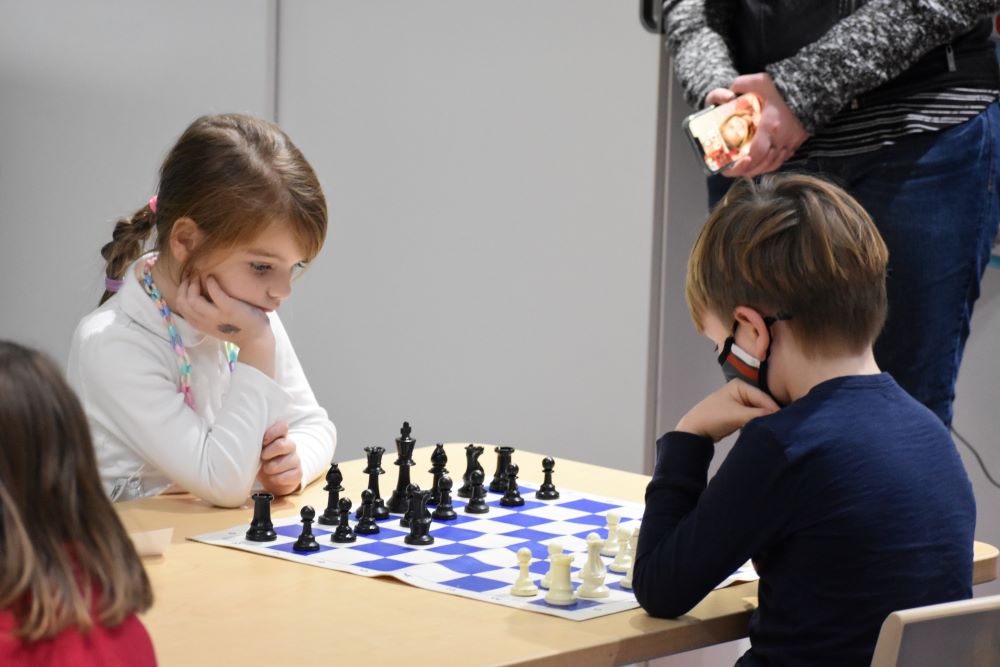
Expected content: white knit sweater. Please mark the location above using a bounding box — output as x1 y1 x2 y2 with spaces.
67 257 336 507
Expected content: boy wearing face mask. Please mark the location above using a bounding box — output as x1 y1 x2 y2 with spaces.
632 174 975 667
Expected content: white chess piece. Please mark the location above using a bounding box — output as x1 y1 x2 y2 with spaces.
544 553 576 606
511 547 539 596
609 525 633 573
621 526 639 590
539 542 562 589
578 533 610 598
601 512 621 556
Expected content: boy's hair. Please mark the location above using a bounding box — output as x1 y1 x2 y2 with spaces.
99 113 327 305
0 341 153 640
686 174 889 356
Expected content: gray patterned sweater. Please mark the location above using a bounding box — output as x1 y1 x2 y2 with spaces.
663 0 1000 134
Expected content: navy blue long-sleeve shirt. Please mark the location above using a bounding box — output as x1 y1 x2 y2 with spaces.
634 374 975 666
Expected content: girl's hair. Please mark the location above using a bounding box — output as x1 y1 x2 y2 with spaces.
99 113 328 305
686 173 889 356
0 341 153 640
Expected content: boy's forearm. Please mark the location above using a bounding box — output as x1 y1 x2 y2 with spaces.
633 430 715 617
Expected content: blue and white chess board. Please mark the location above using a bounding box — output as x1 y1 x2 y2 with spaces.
191 483 757 621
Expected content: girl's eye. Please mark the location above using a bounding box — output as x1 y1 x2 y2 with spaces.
251 262 272 274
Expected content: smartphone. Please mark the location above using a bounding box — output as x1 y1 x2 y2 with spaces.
682 93 762 175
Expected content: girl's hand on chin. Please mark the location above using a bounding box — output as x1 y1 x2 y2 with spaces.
176 276 268 344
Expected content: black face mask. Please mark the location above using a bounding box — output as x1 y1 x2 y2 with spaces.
716 313 791 405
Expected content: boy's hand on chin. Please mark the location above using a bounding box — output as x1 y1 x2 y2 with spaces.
676 380 780 443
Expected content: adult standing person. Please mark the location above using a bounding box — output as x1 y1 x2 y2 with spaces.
663 0 1000 426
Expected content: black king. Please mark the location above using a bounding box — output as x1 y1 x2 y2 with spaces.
385 421 416 514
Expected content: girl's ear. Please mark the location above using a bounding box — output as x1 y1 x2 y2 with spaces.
732 306 770 359
168 217 203 264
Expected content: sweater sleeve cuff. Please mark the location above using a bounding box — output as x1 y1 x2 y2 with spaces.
653 430 714 477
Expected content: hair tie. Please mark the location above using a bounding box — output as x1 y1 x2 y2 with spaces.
149 195 158 214
105 276 125 294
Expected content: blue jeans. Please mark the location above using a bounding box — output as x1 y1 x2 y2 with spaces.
708 101 1000 426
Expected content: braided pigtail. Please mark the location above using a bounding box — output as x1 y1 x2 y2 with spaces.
98 204 157 305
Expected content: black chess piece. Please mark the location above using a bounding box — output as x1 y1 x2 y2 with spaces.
293 505 321 552
386 422 416 513
400 484 419 528
457 444 484 498
427 443 448 506
404 490 434 546
361 446 390 521
246 491 277 542
464 470 489 514
490 446 515 493
318 463 344 525
331 497 357 543
500 463 525 507
431 474 457 521
535 456 560 500
354 489 380 535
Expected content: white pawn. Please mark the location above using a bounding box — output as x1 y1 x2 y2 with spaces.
578 533 610 598
609 524 633 573
539 542 562 589
601 512 621 556
544 553 576 606
511 547 539 596
621 526 639 590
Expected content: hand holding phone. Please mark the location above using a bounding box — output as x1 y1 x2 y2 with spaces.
683 92 763 175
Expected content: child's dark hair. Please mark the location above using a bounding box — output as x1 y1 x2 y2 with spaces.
0 341 153 640
99 113 327 305
686 173 889 356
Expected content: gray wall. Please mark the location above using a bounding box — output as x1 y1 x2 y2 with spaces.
274 1 660 472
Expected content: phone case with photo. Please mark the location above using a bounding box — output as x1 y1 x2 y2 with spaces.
682 93 762 175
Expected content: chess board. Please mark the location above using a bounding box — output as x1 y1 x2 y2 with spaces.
191 483 758 621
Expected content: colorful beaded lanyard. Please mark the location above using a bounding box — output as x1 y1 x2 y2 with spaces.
140 255 238 410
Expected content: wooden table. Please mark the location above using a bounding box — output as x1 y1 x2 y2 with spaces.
116 446 999 666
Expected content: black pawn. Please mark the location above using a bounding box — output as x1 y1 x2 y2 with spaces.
400 483 419 528
246 491 277 542
404 490 434 546
457 444 484 498
464 470 489 514
293 505 320 552
490 446 515 493
331 497 356 543
500 463 524 507
431 475 457 521
354 489 380 535
362 445 390 521
386 422 417 514
535 456 560 500
318 463 344 525
428 444 448 506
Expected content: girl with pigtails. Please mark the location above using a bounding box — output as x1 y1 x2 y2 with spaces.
68 113 336 508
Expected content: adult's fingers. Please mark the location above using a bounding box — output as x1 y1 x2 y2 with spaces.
705 87 736 107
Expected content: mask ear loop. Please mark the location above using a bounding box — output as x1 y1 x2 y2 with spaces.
716 320 740 365
758 312 792 396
